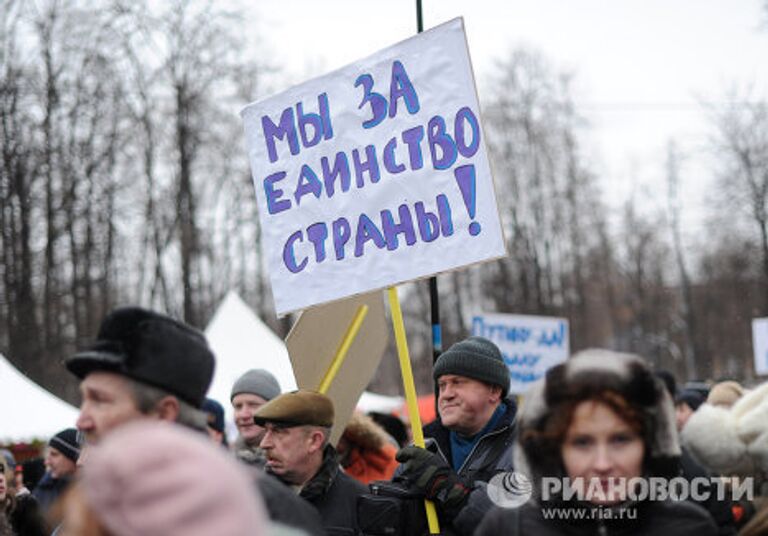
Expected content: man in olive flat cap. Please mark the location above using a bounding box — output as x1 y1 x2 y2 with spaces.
255 389 367 534
395 336 517 536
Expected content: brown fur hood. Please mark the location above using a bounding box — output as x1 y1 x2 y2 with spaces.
341 412 392 451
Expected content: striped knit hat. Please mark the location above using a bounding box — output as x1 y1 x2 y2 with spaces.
50 428 80 462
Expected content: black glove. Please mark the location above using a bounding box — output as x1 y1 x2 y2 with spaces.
396 446 470 516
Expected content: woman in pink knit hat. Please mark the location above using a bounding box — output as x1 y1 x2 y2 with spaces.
57 421 267 536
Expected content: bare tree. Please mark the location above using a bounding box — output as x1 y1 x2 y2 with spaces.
666 140 700 379
709 92 768 313
0 0 274 403
477 48 609 350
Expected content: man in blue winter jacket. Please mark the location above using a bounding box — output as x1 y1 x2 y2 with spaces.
32 428 79 514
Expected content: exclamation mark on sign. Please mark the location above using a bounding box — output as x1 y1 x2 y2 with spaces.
454 164 481 236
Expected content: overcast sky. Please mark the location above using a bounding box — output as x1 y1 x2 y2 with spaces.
248 0 768 234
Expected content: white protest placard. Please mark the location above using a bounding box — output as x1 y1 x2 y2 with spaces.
241 18 505 316
472 313 569 394
752 318 768 376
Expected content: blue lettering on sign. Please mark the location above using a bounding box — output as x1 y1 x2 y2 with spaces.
332 218 351 260
355 73 388 129
454 106 480 158
356 60 420 129
279 195 455 273
282 230 307 273
538 323 567 347
473 317 532 343
473 316 569 348
321 152 351 197
294 164 322 206
256 58 496 277
509 370 543 384
261 93 333 163
264 172 291 215
388 60 420 117
502 353 541 367
261 105 487 226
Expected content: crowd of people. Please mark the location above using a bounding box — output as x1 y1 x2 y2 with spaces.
1 305 767 535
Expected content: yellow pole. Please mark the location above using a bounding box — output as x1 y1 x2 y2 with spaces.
387 286 441 534
317 304 369 395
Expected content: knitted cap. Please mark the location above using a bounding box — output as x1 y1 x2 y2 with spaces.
253 390 334 428
433 336 510 397
50 428 80 462
202 398 226 434
230 369 281 402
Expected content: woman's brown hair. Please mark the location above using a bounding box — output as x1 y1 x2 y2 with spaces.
521 389 649 479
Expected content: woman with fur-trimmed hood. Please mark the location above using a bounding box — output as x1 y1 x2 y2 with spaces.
476 349 717 536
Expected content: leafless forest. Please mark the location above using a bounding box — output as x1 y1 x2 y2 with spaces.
2 1 767 402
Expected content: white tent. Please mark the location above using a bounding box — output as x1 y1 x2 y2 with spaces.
204 292 403 438
357 391 404 413
0 353 80 441
204 292 298 438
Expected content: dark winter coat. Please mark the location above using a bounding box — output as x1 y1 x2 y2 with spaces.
7 494 47 536
31 472 71 514
255 472 326 536
416 397 517 535
679 446 736 535
299 445 367 536
475 498 718 536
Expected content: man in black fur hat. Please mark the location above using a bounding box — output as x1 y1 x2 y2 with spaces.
65 306 325 536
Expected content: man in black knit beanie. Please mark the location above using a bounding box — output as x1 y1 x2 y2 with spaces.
395 336 516 535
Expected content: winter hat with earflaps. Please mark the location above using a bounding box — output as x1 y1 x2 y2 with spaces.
66 307 215 408
514 349 680 499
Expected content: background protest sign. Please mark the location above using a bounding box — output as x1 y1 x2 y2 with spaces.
286 292 389 445
242 18 505 316
752 318 768 376
472 313 569 394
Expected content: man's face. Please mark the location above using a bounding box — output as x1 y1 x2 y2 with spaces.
76 371 144 444
45 447 77 479
259 423 316 485
232 393 268 445
437 374 500 436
